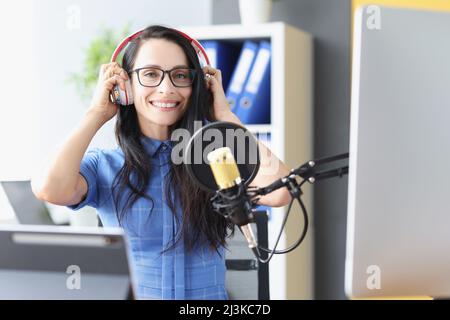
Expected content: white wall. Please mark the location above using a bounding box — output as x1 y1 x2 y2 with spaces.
0 0 213 181
0 0 37 180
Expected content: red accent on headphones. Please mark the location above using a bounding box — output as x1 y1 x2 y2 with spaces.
110 28 210 66
110 30 144 63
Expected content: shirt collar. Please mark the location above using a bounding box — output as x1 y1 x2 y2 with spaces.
140 135 174 157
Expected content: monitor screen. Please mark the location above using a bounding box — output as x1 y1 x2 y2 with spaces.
0 224 135 299
346 6 450 299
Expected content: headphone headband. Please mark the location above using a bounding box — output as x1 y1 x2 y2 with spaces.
110 27 210 67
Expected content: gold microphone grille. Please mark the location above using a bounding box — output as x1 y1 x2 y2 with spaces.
207 147 242 189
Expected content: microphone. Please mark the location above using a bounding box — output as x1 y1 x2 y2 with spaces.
183 121 349 263
207 147 258 252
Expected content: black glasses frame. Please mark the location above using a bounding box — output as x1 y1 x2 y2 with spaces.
128 66 197 88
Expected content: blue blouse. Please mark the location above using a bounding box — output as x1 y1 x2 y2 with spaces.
68 135 228 300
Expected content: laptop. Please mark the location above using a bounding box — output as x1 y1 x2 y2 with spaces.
0 224 136 299
346 6 450 298
1 180 68 225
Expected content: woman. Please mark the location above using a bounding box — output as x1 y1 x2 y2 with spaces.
32 25 292 299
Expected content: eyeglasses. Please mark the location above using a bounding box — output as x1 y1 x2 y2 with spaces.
129 66 196 88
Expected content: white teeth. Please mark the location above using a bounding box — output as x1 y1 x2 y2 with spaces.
151 102 178 108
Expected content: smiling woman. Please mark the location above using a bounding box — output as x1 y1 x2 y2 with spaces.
31 25 291 300
31 26 228 300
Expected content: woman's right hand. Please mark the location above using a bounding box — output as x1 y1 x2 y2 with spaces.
87 62 129 123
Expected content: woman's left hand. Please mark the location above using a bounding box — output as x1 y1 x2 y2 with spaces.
203 66 234 121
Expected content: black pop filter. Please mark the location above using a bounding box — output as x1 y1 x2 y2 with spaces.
183 121 260 192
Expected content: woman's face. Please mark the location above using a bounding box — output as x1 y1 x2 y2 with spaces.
131 38 193 139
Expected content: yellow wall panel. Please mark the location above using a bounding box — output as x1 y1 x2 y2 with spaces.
353 0 450 20
353 0 450 15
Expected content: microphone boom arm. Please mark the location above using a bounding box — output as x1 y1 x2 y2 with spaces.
256 152 349 197
209 152 349 264
242 152 349 263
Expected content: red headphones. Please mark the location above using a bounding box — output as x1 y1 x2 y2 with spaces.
110 27 210 106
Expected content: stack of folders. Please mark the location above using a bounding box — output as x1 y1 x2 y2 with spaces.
200 41 241 95
225 41 272 125
202 40 271 124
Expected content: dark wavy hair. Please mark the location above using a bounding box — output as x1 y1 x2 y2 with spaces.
111 25 233 253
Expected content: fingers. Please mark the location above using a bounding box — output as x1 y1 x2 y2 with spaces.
203 66 222 83
103 75 126 92
203 66 224 92
112 63 129 81
100 62 129 81
99 62 129 91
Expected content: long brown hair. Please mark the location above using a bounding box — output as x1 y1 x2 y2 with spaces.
112 25 233 254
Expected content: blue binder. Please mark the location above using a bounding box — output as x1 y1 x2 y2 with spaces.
200 41 241 92
225 41 259 113
235 41 271 124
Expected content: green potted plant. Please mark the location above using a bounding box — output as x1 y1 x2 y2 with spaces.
68 24 131 102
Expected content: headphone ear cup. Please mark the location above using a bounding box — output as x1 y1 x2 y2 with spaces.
112 80 133 105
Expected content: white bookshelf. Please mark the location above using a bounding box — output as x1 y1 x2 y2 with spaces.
181 22 313 299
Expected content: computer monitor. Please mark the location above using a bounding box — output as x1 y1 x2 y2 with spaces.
346 6 450 298
0 225 136 299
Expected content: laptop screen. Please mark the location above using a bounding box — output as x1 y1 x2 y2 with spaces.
1 180 55 225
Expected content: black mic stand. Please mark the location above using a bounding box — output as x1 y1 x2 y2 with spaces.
217 152 350 264
257 152 349 197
